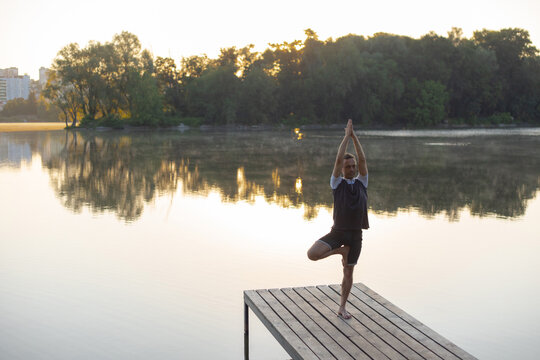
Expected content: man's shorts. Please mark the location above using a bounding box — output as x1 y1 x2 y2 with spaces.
317 229 363 266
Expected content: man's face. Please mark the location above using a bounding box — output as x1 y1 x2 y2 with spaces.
342 158 357 179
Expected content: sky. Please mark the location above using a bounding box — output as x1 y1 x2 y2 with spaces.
1 0 540 79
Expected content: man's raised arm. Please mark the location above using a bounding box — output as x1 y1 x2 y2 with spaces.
332 120 353 178
351 123 367 176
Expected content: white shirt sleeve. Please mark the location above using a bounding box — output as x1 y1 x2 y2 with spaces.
330 175 343 189
356 173 368 188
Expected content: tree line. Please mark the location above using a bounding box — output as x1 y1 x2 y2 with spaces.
40 28 540 128
0 92 58 121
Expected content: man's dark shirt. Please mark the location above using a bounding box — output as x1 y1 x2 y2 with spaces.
330 175 369 230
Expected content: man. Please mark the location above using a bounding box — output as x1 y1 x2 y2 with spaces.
307 119 369 319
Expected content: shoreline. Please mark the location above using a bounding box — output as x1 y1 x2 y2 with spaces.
84 122 540 133
1 121 539 133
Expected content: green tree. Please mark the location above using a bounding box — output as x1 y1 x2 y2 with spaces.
180 54 210 80
42 71 82 127
407 79 449 126
186 64 240 124
0 92 38 117
51 43 87 121
270 39 308 121
447 40 500 119
237 65 277 123
155 56 183 115
113 31 143 115
127 71 163 126
474 28 539 117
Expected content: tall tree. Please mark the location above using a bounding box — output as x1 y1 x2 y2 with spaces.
43 71 81 127
155 57 183 115
474 28 539 116
113 31 143 116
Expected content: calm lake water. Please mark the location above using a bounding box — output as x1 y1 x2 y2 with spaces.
1 127 539 359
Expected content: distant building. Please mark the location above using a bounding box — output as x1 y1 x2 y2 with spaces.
0 68 17 109
4 76 30 100
0 67 18 78
0 67 49 110
0 78 7 109
0 67 31 110
39 67 49 88
30 80 41 97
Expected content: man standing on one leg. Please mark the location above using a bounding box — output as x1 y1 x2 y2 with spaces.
307 119 369 319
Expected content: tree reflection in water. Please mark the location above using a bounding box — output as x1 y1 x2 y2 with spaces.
4 129 538 222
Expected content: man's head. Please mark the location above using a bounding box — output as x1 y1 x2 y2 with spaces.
342 153 357 179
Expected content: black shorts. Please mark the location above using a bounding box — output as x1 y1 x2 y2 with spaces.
317 229 363 266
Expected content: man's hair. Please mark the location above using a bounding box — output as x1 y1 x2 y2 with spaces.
344 152 356 160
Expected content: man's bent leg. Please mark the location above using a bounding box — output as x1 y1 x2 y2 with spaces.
307 241 349 263
338 265 354 319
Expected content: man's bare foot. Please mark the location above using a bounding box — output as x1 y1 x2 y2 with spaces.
339 246 350 267
338 306 352 320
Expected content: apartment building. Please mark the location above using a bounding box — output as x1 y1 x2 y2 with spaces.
0 67 31 110
0 78 7 106
0 67 18 78
39 67 49 88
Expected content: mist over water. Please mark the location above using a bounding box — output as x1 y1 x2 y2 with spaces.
1 128 539 359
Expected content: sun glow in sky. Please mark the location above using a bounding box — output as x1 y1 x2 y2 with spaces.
2 0 540 79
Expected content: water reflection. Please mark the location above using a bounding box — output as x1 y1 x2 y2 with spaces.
293 128 304 140
295 177 303 194
1 129 539 222
0 132 59 167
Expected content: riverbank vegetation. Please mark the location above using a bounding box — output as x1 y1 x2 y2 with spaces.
0 92 59 122
38 28 540 128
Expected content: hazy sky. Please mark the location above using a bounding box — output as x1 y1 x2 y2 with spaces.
2 0 539 79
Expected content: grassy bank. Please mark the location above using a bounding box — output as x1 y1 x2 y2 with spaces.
0 122 66 132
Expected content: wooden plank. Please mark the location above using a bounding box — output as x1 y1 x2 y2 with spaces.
245 284 476 360
294 287 386 359
343 284 455 359
323 285 438 359
355 284 478 360
312 285 415 360
259 289 335 359
281 287 357 360
284 288 369 359
243 290 318 360
304 286 396 360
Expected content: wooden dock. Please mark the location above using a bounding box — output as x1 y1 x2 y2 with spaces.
243 283 476 360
